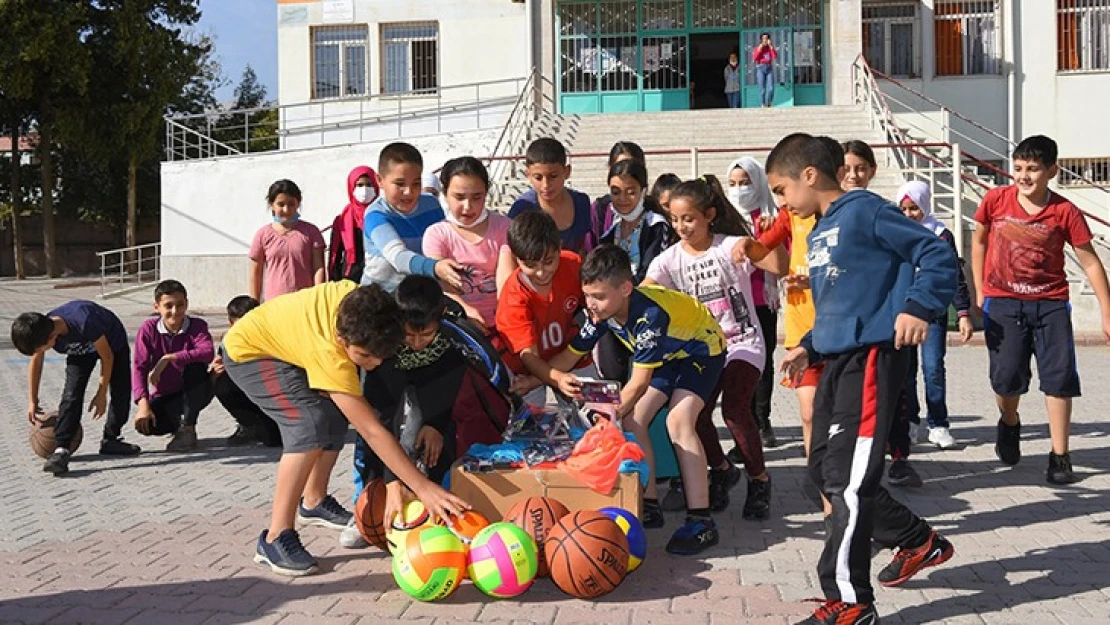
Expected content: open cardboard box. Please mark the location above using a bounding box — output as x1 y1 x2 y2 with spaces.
449 461 642 521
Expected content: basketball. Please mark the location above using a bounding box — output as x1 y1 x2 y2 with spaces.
503 496 569 577
438 510 490 545
391 525 467 602
466 522 539 598
29 412 82 459
354 478 390 550
599 507 647 573
545 510 629 599
387 499 434 556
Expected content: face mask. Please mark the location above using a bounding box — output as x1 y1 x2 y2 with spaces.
272 213 300 225
615 196 646 223
730 61 738 68
353 186 377 204
442 194 489 227
728 186 760 213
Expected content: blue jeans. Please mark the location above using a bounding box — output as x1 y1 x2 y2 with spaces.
756 64 774 106
726 91 741 108
904 317 950 429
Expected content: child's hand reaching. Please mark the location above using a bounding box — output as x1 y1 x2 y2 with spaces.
413 482 470 523
383 480 405 530
894 313 929 349
958 316 973 343
415 426 444 468
731 237 754 264
551 370 582 399
434 259 467 291
780 346 809 384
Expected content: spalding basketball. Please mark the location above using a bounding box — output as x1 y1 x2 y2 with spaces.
29 412 82 459
503 496 570 577
544 511 629 599
354 478 389 550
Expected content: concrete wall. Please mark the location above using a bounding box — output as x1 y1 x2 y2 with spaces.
160 128 500 308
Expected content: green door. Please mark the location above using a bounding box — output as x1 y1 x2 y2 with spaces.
742 27 794 108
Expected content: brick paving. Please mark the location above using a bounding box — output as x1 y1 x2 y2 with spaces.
0 278 1108 624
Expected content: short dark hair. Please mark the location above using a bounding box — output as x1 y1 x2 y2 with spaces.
841 139 876 168
378 141 424 174
154 280 187 302
336 284 404 359
396 275 445 329
266 179 302 204
226 295 259 320
608 159 649 190
525 138 568 167
11 312 54 356
581 244 634 286
650 173 682 201
439 156 490 192
507 211 561 262
817 136 846 170
765 133 840 182
1013 135 1058 167
608 141 645 167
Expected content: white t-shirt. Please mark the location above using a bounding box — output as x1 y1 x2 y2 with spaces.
645 234 765 371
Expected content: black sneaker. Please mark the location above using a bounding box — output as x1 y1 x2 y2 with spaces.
99 437 141 456
642 501 665 529
1047 452 1079 484
761 426 779 448
297 494 353 530
43 449 71 476
726 446 743 465
887 459 923 487
226 426 254 447
878 530 954 587
665 517 719 555
708 463 743 512
661 478 687 512
254 529 318 576
742 476 773 520
995 417 1021 466
794 600 879 624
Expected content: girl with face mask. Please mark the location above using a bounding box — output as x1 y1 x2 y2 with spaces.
248 179 327 302
599 159 674 284
328 166 381 284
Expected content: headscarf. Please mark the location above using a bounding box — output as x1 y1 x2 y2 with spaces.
329 165 378 278
725 157 776 226
422 171 441 194
896 180 945 236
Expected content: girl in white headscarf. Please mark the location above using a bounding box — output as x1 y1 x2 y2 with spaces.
895 180 972 451
726 157 781 447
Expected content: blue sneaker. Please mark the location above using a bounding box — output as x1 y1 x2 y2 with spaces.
665 517 719 555
297 494 353 530
254 529 318 576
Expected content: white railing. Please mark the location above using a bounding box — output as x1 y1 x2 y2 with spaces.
97 242 161 298
485 69 559 207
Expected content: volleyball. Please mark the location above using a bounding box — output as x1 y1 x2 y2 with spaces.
466 522 539 598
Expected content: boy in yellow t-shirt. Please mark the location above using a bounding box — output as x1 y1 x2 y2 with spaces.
222 281 468 576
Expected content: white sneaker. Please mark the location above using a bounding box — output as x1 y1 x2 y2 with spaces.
339 520 368 549
928 427 957 450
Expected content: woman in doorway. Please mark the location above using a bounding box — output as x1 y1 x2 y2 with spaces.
753 33 777 108
724 52 741 108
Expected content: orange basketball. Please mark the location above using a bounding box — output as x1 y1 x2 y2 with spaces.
544 510 629 599
438 510 490 545
504 496 570 578
354 478 389 550
29 412 82 459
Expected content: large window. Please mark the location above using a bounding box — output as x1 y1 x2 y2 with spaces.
558 1 642 94
381 22 439 94
1058 0 1110 71
935 1 1000 76
863 3 919 77
1058 157 1110 187
311 25 368 99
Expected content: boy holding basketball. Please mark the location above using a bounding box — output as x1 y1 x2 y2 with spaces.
769 133 956 624
543 244 727 555
221 281 468 576
11 301 142 476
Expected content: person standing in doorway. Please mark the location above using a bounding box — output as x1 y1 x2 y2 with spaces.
753 33 777 108
724 52 741 109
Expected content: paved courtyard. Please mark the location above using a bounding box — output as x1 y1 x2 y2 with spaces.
0 278 1107 624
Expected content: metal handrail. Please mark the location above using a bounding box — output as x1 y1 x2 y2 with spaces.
96 242 161 298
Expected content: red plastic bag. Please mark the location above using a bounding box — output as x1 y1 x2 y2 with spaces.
559 419 645 493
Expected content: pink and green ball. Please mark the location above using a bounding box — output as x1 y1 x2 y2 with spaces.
599 507 647 572
392 525 467 602
466 522 539 598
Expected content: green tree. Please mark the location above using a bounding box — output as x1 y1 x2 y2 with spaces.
219 64 277 153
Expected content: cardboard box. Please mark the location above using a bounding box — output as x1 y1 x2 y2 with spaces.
450 463 642 521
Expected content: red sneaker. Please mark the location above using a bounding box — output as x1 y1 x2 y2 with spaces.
795 600 879 624
878 530 954 587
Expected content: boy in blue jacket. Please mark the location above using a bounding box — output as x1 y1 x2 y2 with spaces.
770 134 957 625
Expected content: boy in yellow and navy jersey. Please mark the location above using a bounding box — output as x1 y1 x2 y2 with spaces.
539 244 726 555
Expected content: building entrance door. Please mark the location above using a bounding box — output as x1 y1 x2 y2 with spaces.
742 27 794 107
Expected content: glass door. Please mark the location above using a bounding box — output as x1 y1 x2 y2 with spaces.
741 27 794 107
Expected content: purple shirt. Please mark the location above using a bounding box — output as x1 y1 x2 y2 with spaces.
132 316 215 402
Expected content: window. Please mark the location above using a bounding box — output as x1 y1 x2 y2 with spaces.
1058 157 1110 187
381 22 439 94
558 1 644 94
311 26 368 99
1058 0 1110 71
935 1 1001 76
862 3 919 77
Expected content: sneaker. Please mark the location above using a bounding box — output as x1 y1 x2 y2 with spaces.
887 459 923 488
760 426 779 448
226 426 254 447
43 449 71 476
339 519 369 549
877 530 954 587
995 417 1021 466
254 529 318 576
708 464 742 513
297 494 353 530
794 600 879 624
742 476 773 520
642 501 665 529
661 478 687 512
665 517 719 555
928 427 957 450
166 429 198 452
99 437 141 456
1046 452 1079 485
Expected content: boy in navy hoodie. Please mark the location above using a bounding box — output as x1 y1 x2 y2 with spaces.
770 134 957 625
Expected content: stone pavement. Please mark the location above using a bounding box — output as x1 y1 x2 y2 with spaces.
0 278 1108 625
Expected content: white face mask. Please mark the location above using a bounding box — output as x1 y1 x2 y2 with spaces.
353 186 377 204
615 196 646 223
728 186 760 213
441 194 489 228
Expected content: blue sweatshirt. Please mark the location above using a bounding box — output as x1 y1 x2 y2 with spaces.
800 190 957 358
361 193 444 292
